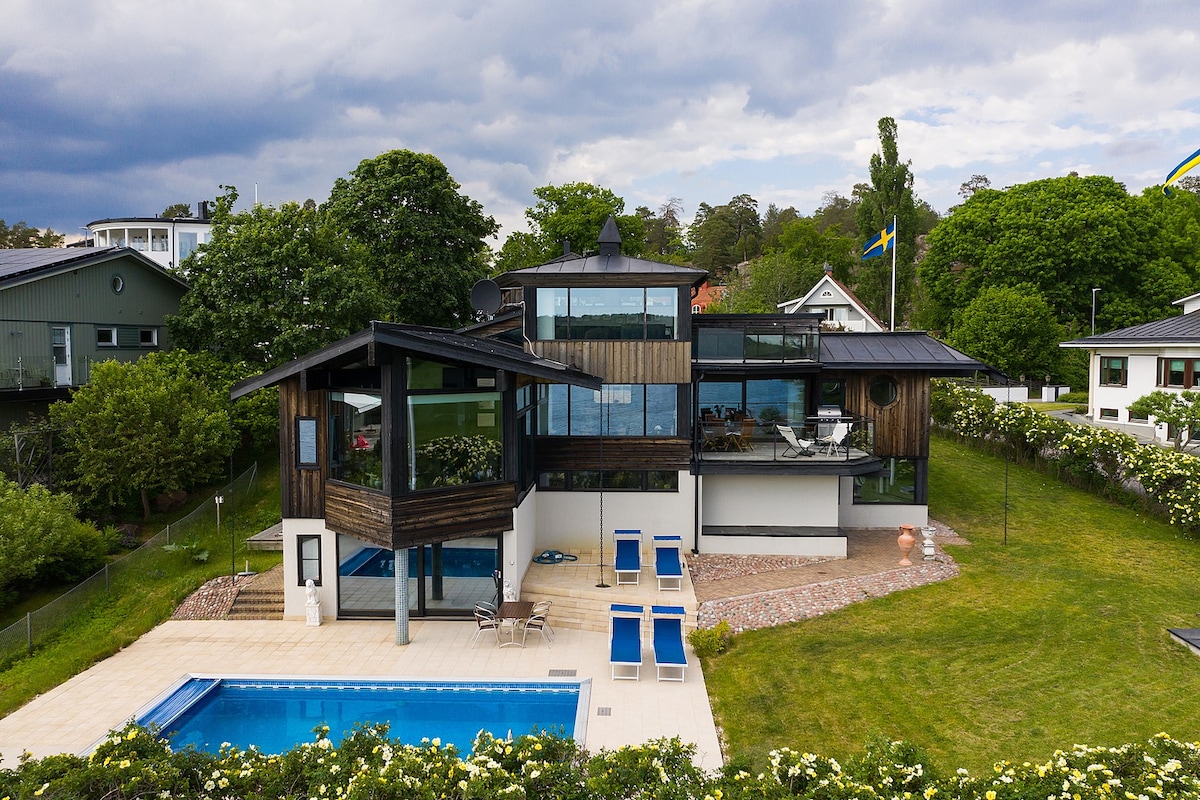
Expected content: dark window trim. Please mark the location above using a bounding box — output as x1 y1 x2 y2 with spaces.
297 534 322 587
295 416 319 469
1099 356 1127 387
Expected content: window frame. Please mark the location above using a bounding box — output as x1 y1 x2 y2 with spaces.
96 327 117 347
297 534 322 587
1099 356 1127 387
139 328 158 348
295 417 319 469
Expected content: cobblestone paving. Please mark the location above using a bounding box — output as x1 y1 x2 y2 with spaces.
693 519 967 632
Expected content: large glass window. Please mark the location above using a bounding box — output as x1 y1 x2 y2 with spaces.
853 458 920 505
178 231 199 261
699 378 807 428
1099 356 1127 387
408 392 502 490
298 535 322 586
534 287 678 341
328 391 383 489
538 384 679 436
1159 358 1186 387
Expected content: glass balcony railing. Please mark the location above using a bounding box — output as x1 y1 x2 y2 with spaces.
696 414 874 464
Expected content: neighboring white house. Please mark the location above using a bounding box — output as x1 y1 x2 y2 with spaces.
1060 292 1200 443
87 206 213 272
777 265 887 332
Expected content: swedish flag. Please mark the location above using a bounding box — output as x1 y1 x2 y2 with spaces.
1163 146 1200 196
861 220 896 260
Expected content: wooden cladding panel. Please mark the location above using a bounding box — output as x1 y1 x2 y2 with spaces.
532 341 691 384
324 482 392 548
536 437 691 471
280 375 326 519
392 483 517 548
843 371 930 458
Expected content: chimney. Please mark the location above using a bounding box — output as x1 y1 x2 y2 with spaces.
197 201 210 220
597 215 621 258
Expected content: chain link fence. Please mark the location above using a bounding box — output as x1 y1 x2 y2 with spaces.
0 464 259 667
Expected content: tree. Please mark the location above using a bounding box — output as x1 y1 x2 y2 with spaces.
920 175 1195 336
493 182 645 272
689 195 762 279
946 285 1066 380
0 220 63 248
168 186 384 367
813 191 859 236
49 353 236 519
636 197 689 262
324 150 498 327
957 174 991 200
161 203 193 218
1127 390 1200 451
855 117 919 326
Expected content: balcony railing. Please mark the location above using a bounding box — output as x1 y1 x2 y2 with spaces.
695 414 875 464
692 315 821 363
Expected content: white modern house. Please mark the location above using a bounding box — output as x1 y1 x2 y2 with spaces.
777 265 887 332
87 205 213 272
1060 292 1200 443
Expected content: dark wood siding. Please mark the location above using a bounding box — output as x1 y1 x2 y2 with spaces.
324 481 392 548
391 483 517 548
536 437 691 471
279 375 327 518
532 341 691 384
842 371 929 458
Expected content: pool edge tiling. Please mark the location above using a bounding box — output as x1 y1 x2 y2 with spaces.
0 619 718 771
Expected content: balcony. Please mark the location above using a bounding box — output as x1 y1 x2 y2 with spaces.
693 315 820 364
694 414 876 472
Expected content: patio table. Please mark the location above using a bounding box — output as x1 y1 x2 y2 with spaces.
495 601 534 647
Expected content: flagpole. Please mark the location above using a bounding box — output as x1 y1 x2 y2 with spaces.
889 215 897 331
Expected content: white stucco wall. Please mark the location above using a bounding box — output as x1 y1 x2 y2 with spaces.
504 491 538 595
1089 349 1191 442
701 474 839 527
533 471 695 552
280 518 338 621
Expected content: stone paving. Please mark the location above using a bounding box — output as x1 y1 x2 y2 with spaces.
172 565 280 620
691 519 968 631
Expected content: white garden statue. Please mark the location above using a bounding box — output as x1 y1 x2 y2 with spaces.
305 578 322 626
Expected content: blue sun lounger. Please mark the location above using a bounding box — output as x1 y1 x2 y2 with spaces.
651 605 688 682
653 535 683 591
610 603 644 680
614 529 642 585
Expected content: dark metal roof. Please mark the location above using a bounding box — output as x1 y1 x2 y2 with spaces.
231 321 602 399
0 246 188 290
1061 311 1200 347
494 252 707 286
819 331 998 376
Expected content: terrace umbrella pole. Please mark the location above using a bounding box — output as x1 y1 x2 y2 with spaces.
596 388 610 588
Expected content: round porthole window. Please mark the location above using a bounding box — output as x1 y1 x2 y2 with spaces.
869 375 898 407
111 274 125 294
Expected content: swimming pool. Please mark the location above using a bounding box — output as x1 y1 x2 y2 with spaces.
134 676 588 755
340 546 497 579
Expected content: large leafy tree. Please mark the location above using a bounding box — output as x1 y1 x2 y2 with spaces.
636 197 689 263
0 220 63 248
946 285 1066 380
168 187 383 367
920 175 1198 335
49 353 235 519
855 117 919 327
689 194 762 279
325 150 498 326
493 182 645 272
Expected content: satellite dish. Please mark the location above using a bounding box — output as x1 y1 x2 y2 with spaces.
471 279 503 315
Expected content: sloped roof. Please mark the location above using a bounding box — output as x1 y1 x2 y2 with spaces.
1061 311 1200 348
778 273 886 331
231 321 602 399
494 251 707 286
0 246 188 290
820 331 998 376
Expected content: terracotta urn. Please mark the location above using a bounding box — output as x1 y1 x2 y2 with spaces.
897 524 916 566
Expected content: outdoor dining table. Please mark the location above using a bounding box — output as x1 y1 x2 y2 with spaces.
495 601 535 647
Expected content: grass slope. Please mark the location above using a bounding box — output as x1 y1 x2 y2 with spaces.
704 435 1200 773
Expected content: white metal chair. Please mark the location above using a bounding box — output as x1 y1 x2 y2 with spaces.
469 604 501 648
519 610 553 647
531 599 554 640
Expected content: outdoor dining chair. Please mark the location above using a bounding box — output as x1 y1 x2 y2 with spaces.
519 609 553 648
469 603 501 648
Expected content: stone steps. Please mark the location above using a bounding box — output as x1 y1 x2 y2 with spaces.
227 564 284 620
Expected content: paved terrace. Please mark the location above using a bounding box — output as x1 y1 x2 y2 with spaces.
0 523 965 770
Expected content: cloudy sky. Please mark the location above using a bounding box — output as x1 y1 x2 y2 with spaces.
3 1 1199 245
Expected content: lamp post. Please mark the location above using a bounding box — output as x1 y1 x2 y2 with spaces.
215 494 227 582
1091 288 1100 335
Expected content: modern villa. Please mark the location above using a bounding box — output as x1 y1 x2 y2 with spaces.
231 218 991 640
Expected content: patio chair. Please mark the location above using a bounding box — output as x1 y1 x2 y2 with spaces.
651 605 688 682
653 535 684 591
776 424 815 458
609 603 644 680
614 529 642 585
519 609 553 648
817 422 851 457
531 599 555 640
469 604 501 648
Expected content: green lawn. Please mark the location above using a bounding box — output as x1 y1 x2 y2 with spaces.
703 434 1200 773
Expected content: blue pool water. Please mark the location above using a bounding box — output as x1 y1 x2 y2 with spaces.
340 546 496 579
138 677 586 755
